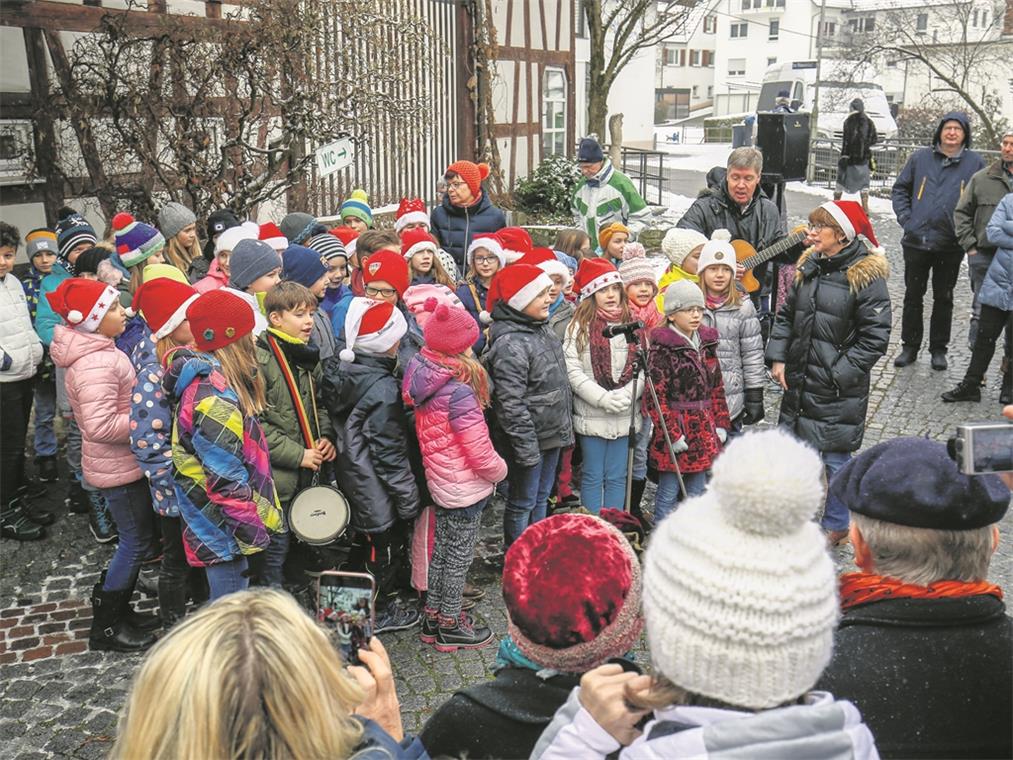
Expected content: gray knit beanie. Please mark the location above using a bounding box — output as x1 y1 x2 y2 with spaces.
280 212 317 245
228 238 282 291
158 202 197 241
663 278 705 314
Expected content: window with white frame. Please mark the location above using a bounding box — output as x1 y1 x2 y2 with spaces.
690 49 701 66
730 22 748 38
728 58 746 76
916 13 928 32
769 20 779 39
692 85 699 98
542 67 567 157
767 56 777 66
704 15 717 33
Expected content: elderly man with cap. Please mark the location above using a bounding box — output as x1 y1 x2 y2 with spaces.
572 136 650 249
817 436 1012 759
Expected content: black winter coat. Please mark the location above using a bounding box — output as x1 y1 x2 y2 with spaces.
677 167 786 252
430 191 507 270
420 668 580 759
817 595 1012 759
841 111 877 165
765 239 891 452
321 352 419 533
485 302 574 467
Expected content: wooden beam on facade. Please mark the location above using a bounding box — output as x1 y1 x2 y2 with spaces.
0 0 231 33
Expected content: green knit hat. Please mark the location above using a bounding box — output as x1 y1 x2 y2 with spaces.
339 189 372 227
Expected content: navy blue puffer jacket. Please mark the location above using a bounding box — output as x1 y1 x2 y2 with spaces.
431 192 506 269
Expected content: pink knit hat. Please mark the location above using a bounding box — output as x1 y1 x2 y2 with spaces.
422 301 478 355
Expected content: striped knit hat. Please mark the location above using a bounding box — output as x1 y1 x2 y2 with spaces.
55 209 97 269
340 189 373 227
112 212 165 268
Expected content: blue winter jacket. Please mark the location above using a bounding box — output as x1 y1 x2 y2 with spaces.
430 192 506 270
982 193 1013 312
891 112 986 252
129 336 180 517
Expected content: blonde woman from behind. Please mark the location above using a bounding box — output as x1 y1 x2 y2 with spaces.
112 588 423 759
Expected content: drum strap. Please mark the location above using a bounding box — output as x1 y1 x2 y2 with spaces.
266 333 316 449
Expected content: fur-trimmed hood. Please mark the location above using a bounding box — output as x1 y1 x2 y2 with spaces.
795 242 889 293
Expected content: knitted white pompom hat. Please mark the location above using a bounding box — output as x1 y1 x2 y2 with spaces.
642 428 839 710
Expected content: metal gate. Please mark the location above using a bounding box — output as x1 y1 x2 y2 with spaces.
308 0 459 217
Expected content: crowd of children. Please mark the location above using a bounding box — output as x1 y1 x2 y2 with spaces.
0 166 894 657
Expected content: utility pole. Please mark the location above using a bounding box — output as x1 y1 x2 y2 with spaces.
808 0 827 181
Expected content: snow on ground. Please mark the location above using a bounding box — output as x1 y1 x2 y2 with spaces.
652 141 734 173
784 181 895 215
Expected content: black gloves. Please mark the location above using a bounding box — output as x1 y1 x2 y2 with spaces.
742 387 765 425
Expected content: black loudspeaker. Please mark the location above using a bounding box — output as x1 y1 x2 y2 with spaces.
756 112 810 182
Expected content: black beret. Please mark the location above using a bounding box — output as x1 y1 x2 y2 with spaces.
830 437 1010 530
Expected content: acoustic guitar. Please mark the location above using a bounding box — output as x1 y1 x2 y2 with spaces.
732 228 808 293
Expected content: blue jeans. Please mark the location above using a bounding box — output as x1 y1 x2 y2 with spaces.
32 376 57 458
259 528 290 588
578 435 629 514
504 448 561 546
654 470 708 524
820 451 852 531
101 479 155 592
206 557 250 600
633 416 652 481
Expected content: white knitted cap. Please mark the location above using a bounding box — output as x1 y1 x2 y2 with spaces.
661 227 708 267
642 429 839 710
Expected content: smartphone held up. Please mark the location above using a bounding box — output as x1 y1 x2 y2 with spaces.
317 571 375 666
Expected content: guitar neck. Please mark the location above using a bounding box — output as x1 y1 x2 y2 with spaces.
741 232 806 270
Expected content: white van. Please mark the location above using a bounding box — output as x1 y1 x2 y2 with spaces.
757 60 898 140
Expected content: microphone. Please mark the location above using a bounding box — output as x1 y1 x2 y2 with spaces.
602 321 644 339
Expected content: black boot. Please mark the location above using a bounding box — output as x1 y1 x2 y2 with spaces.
930 350 948 371
893 346 919 367
121 591 161 632
89 584 156 652
65 477 89 514
629 479 648 523
1000 366 1012 405
36 456 59 483
20 496 55 526
157 575 189 629
941 379 982 403
0 499 45 541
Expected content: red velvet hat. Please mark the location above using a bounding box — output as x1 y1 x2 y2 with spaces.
328 226 359 246
482 263 552 322
129 278 198 339
503 514 644 672
400 227 439 260
46 278 119 334
819 200 884 254
518 247 570 284
497 227 534 264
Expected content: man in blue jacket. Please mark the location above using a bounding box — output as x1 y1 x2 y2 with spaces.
892 112 985 370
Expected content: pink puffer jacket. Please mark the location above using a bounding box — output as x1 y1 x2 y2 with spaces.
50 325 142 489
402 350 507 509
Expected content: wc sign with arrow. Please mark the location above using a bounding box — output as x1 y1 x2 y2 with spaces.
315 138 353 177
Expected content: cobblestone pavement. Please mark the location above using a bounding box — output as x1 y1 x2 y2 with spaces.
2 176 1011 759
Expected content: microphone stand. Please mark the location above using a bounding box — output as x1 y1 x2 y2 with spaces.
622 328 687 511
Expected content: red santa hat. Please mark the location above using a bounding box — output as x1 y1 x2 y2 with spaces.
394 197 430 234
128 278 199 339
518 247 571 285
466 233 506 270
400 227 439 260
45 278 120 334
482 263 552 323
497 227 534 264
818 200 885 255
574 257 622 301
258 222 288 252
329 226 359 246
339 297 408 362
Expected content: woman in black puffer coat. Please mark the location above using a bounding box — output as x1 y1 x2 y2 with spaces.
766 201 890 541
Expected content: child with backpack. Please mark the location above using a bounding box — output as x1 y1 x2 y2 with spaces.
403 300 506 651
645 279 731 523
323 297 421 633
563 259 641 514
697 235 765 434
163 289 285 601
256 282 336 589
48 278 159 651
128 276 200 628
484 264 574 545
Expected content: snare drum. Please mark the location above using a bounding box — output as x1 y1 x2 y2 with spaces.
289 485 350 545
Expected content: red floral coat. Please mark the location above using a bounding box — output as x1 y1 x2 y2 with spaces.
644 324 731 474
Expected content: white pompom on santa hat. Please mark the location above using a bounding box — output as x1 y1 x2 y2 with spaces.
339 297 409 362
44 277 119 334
818 200 885 255
480 263 553 324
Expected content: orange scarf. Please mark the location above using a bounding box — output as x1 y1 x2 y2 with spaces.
839 572 1003 611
